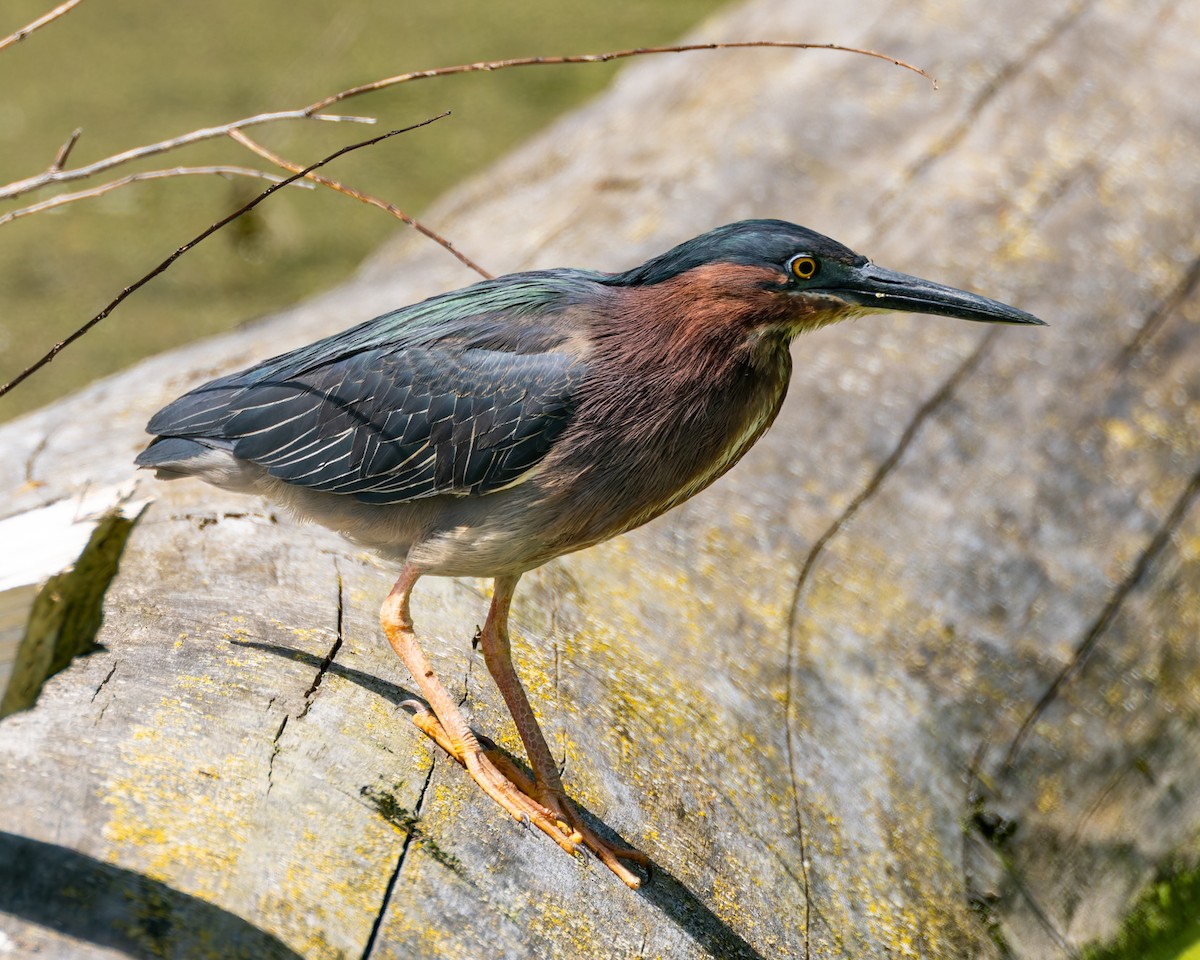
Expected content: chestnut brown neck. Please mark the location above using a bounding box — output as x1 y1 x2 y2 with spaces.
545 263 799 543
597 262 796 375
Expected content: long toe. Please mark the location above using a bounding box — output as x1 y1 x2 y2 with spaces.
402 700 584 851
575 820 648 889
462 749 584 855
535 787 649 889
400 699 463 761
398 702 641 881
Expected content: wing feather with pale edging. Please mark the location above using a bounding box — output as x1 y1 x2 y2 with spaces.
142 271 598 504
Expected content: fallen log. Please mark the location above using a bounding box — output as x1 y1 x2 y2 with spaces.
2 0 1199 956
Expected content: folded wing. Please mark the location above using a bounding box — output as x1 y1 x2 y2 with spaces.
139 342 584 505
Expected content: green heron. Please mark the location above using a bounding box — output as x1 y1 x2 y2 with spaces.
136 219 1043 887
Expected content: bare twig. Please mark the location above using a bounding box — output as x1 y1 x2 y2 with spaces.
0 38 932 398
0 111 376 203
50 128 82 171
0 0 85 53
0 165 312 228
0 115 448 400
304 40 937 114
2 39 931 205
228 129 492 280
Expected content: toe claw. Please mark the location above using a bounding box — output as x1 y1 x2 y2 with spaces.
557 822 583 844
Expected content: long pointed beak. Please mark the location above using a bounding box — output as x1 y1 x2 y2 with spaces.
830 263 1046 326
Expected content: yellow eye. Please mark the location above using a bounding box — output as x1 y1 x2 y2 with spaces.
790 255 819 281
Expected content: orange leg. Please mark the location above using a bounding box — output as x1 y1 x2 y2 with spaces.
382 565 647 887
478 574 648 888
379 565 578 856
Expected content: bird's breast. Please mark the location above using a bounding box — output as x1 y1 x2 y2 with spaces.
540 347 792 551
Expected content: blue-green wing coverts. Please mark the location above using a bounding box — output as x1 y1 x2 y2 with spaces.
136 272 596 504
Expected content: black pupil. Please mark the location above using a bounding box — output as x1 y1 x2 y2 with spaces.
796 258 815 278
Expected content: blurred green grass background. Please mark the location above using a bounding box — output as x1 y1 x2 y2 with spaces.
0 0 727 423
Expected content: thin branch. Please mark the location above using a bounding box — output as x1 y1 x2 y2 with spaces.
0 0 85 53
0 38 932 396
228 129 492 280
2 39 931 205
0 165 312 228
0 111 376 203
50 128 82 171
305 40 937 114
0 115 448 400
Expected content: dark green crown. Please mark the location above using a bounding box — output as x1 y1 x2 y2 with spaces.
605 219 865 286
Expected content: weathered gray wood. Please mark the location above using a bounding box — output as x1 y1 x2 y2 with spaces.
2 0 1199 956
0 490 148 718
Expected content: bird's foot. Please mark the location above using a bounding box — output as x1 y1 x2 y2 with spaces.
401 700 647 887
534 785 649 889
400 701 583 854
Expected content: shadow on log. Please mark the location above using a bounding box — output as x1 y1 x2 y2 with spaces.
0 833 303 960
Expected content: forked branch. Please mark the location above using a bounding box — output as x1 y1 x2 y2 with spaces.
0 0 85 53
228 130 491 280
2 39 933 205
0 112 375 203
0 30 933 397
0 116 448 400
0 166 311 228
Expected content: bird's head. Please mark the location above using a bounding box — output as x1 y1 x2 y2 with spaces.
604 219 1044 345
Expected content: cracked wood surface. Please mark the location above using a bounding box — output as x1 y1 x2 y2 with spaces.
2 0 1200 956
